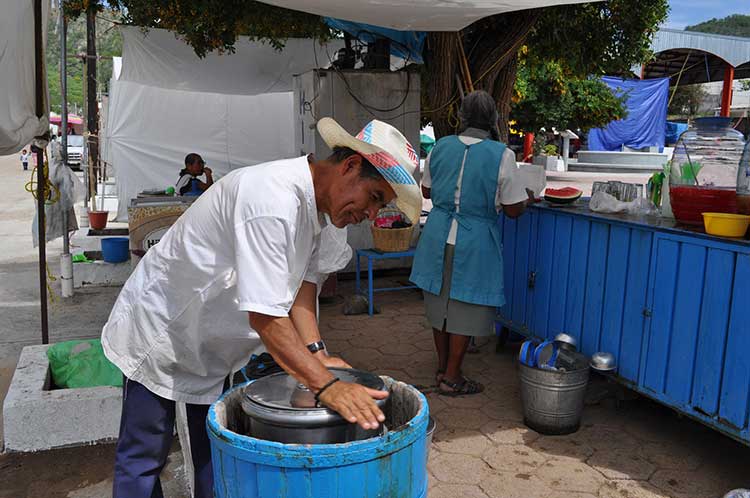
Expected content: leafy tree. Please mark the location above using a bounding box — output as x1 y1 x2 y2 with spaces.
60 0 668 140
667 84 708 119
47 7 122 115
685 14 750 38
511 53 627 134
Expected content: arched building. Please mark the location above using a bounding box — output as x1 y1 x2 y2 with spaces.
641 28 750 117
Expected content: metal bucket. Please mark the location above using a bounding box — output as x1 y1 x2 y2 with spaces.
518 362 589 435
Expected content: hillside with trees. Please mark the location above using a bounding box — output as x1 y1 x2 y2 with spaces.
685 14 750 38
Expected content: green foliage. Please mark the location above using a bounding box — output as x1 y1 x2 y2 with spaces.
511 55 627 133
63 0 332 57
528 0 670 78
739 80 750 92
47 7 122 114
543 144 559 156
507 0 667 134
667 84 707 118
685 14 750 38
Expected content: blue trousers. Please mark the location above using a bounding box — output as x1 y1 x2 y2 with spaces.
113 377 215 498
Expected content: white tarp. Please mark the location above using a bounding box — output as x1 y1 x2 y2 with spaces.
0 0 49 155
119 26 342 95
259 0 600 31
105 27 343 220
107 81 296 219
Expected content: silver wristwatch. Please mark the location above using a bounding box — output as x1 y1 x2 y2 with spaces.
306 340 327 354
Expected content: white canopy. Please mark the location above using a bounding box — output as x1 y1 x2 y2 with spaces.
105 27 343 220
258 0 599 31
0 0 49 155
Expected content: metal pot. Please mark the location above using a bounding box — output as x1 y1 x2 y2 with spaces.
241 368 388 444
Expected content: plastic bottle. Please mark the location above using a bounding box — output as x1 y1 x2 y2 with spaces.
737 141 750 215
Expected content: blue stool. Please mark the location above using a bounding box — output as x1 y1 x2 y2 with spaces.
355 248 417 316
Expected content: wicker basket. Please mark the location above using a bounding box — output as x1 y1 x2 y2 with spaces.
371 224 414 252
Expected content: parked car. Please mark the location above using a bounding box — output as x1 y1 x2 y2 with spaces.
66 134 84 170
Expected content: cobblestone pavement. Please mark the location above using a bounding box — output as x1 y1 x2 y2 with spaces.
321 279 749 498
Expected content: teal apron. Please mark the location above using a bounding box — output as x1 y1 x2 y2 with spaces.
410 135 506 307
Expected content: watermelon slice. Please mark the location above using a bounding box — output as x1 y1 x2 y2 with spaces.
544 187 583 204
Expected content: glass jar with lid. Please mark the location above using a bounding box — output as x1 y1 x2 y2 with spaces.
669 117 746 225
738 140 750 215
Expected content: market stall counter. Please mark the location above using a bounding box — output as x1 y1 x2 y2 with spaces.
498 200 750 445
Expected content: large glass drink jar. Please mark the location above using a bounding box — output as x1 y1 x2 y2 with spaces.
738 140 750 215
669 117 745 225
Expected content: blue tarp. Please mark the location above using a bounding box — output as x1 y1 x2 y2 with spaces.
324 18 426 64
588 77 669 152
665 121 689 145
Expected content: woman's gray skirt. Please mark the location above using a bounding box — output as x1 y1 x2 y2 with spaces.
423 243 496 337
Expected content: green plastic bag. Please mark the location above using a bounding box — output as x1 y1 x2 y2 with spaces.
47 339 123 388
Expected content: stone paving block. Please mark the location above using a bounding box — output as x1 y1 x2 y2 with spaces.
649 469 739 498
587 447 656 480
404 362 437 381
322 339 349 355
530 436 595 461
622 410 689 443
429 483 490 498
553 492 599 498
425 393 449 415
339 347 383 370
429 452 493 485
483 385 521 404
480 419 540 446
433 428 492 456
482 444 548 473
480 398 524 422
599 480 672 498
573 425 641 451
434 407 492 430
640 441 703 471
479 472 552 498
440 392 489 409
579 404 627 428
413 338 435 351
377 342 418 356
535 458 605 494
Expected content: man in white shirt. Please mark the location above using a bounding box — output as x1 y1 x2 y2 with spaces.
103 117 421 498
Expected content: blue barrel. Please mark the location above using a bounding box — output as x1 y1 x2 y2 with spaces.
207 379 430 498
101 237 130 263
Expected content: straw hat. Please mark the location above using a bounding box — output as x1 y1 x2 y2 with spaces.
317 117 421 224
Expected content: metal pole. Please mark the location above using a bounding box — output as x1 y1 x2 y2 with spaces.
34 0 49 344
60 12 67 165
59 10 73 298
85 8 99 209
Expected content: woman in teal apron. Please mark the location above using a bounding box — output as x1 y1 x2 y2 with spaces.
410 91 530 396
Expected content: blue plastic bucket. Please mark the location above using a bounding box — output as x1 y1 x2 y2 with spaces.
207 378 430 498
101 237 130 263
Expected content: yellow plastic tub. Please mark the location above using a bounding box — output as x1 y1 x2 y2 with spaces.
702 212 750 238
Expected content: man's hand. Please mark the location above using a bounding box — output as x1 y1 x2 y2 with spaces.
203 167 213 177
317 381 388 430
317 354 352 369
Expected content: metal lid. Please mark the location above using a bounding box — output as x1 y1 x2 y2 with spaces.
241 368 387 427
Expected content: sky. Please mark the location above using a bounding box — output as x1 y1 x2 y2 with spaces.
665 0 750 30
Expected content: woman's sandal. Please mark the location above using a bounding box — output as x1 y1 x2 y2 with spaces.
439 377 484 397
435 369 446 387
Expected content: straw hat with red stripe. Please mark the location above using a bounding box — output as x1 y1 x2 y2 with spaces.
317 117 421 224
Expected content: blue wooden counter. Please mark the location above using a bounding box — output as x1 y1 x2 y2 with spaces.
498 201 750 445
